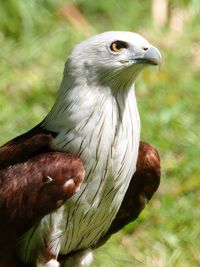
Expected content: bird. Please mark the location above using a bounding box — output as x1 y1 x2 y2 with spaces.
0 31 161 267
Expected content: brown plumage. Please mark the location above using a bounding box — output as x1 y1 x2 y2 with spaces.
0 123 160 267
0 126 160 267
0 124 55 169
0 126 85 267
0 31 162 266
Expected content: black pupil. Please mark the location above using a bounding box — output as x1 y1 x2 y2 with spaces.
112 41 127 51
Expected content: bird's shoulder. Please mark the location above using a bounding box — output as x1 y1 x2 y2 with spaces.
0 123 57 169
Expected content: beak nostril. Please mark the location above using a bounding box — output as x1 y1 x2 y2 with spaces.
143 47 149 51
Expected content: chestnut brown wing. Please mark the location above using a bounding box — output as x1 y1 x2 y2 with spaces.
0 125 85 267
0 124 56 169
0 152 84 239
0 125 85 246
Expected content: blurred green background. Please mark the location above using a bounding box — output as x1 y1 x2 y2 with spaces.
0 0 200 266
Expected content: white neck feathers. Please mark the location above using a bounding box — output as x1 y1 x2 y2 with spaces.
43 76 140 167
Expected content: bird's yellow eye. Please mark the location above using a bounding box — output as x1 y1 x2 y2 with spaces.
110 40 128 52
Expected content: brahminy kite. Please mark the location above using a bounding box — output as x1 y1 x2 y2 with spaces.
0 31 161 267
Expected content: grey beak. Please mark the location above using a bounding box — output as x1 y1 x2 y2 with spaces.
135 46 162 66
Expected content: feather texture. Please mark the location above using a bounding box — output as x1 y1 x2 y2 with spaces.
0 127 85 267
0 31 162 267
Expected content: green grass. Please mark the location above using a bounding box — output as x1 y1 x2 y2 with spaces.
0 1 200 266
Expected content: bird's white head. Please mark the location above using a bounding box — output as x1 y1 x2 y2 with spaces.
44 31 161 132
64 31 162 89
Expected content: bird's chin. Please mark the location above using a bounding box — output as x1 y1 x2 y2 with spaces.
120 60 146 70
135 58 160 66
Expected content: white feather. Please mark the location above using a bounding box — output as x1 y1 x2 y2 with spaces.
18 31 155 266
37 259 60 267
60 250 93 267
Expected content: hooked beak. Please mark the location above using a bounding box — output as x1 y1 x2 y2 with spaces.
135 46 162 66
